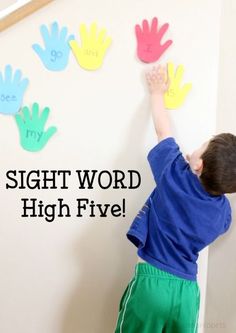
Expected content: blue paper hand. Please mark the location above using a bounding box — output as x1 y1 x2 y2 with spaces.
32 21 75 71
0 65 29 115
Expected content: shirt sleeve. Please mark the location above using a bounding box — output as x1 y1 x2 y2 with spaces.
223 207 232 233
147 137 183 185
126 222 148 248
126 192 153 249
216 199 232 237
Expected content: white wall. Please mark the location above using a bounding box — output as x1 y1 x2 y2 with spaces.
0 1 17 11
0 1 222 332
204 1 236 332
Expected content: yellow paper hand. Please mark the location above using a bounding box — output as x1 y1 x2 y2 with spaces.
164 63 192 109
69 22 112 70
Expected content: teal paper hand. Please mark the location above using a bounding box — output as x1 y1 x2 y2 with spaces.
32 21 75 71
0 65 29 115
15 103 57 152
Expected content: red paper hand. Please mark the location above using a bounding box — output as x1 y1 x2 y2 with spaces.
135 17 173 63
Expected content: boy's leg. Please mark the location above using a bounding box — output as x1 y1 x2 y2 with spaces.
114 263 200 333
114 264 170 333
114 276 136 332
164 280 200 333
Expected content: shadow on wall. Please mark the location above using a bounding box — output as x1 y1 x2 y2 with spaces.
60 96 153 333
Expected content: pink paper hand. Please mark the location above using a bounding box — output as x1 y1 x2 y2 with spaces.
135 17 173 63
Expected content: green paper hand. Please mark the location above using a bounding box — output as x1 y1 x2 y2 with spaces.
15 103 57 152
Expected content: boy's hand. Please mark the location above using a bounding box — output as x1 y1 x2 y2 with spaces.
145 65 172 141
145 65 170 95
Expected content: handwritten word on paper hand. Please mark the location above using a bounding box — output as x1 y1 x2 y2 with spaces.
135 17 173 63
0 65 29 115
164 63 192 109
15 103 57 152
69 22 112 70
32 21 75 71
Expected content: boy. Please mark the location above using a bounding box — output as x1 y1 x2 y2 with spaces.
114 65 233 333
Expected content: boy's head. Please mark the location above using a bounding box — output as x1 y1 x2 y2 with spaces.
186 133 236 195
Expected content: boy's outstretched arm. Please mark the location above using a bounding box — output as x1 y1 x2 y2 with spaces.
146 65 172 142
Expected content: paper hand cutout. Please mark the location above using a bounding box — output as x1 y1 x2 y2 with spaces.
135 17 173 63
0 65 29 115
164 63 192 109
32 21 75 71
69 22 112 70
15 103 57 152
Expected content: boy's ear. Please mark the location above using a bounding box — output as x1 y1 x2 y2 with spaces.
195 159 204 175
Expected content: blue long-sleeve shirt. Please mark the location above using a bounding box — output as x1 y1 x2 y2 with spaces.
126 137 232 281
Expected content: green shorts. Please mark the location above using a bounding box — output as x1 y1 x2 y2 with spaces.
114 262 200 333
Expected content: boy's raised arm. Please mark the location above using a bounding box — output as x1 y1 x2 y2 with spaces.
146 65 172 142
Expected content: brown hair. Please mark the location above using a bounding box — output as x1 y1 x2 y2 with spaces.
199 133 236 195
